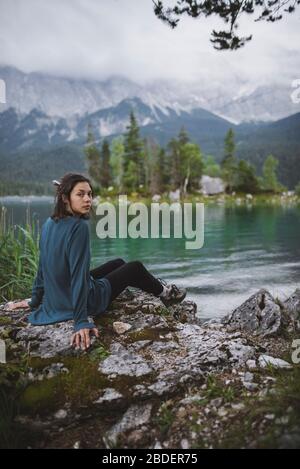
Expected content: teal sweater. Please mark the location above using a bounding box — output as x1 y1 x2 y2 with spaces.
28 215 111 332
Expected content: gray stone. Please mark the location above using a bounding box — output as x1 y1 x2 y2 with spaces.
93 388 123 405
258 355 292 369
200 175 225 195
223 289 282 337
112 321 132 334
105 403 152 447
283 289 300 330
99 342 153 377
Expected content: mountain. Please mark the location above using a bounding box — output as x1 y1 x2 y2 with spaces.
0 66 299 190
0 97 234 155
1 65 300 123
236 112 300 188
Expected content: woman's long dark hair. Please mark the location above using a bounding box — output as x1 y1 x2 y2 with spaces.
51 173 94 222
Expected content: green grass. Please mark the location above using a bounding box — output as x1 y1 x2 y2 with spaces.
0 206 39 302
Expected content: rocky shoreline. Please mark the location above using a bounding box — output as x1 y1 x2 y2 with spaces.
0 287 299 449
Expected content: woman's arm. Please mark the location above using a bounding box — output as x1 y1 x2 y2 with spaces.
28 252 44 310
68 221 96 333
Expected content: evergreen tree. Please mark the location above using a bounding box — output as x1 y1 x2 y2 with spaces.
203 155 221 177
168 127 190 191
110 136 124 190
235 160 259 193
261 155 281 193
153 0 297 50
221 128 237 193
143 137 159 193
123 111 144 192
167 137 181 190
123 160 139 193
99 139 112 189
181 142 204 193
85 123 101 189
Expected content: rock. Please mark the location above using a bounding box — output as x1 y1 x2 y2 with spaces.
242 382 258 391
243 372 254 382
54 409 68 420
99 342 153 377
217 407 228 418
210 398 223 408
168 189 180 201
258 355 292 369
105 403 152 447
112 321 132 335
0 286 296 449
278 427 300 449
283 289 300 329
93 388 123 405
246 359 257 370
180 438 190 449
223 289 282 337
231 403 245 411
200 175 225 195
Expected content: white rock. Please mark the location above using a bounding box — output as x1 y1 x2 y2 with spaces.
246 359 257 370
231 403 245 411
242 382 258 391
181 438 190 449
258 355 292 369
265 413 275 420
113 321 132 335
54 409 67 420
243 372 254 383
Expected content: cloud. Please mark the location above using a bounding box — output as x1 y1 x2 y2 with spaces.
0 0 299 86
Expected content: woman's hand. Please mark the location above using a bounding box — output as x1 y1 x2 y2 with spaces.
6 299 31 311
70 327 99 351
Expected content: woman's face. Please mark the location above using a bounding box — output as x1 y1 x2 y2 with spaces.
65 182 93 216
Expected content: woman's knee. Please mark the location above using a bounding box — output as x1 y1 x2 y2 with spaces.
113 258 126 267
127 260 144 271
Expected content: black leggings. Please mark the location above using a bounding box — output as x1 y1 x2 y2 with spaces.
90 258 164 303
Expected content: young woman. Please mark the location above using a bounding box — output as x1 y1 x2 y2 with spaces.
8 173 187 351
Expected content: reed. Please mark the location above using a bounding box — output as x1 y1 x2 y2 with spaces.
0 205 40 302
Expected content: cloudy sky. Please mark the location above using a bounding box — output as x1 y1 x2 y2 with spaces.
0 0 299 86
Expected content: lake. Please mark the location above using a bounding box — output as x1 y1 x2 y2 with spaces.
1 195 299 321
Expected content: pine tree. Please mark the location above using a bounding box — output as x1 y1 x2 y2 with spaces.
235 160 259 193
85 123 101 189
221 128 237 193
261 155 281 193
123 111 144 192
99 139 112 189
181 142 203 194
110 136 124 190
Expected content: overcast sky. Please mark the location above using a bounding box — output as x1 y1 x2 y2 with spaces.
0 0 299 86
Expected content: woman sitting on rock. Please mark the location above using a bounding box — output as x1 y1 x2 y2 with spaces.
9 173 186 351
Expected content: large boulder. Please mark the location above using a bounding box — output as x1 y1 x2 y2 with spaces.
222 289 282 337
200 175 225 195
283 289 300 331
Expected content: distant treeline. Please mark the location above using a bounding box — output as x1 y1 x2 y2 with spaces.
85 112 292 196
1 111 299 196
